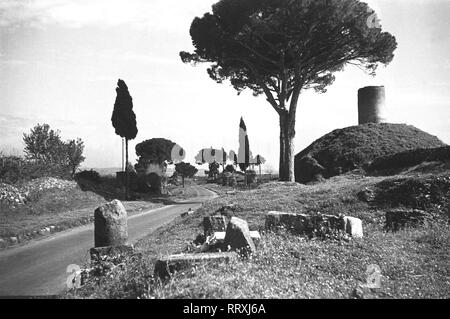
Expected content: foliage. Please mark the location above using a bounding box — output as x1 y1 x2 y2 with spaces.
373 174 450 217
111 79 138 140
225 164 235 173
75 170 102 185
181 0 397 181
0 155 72 184
22 123 86 178
256 154 266 166
368 146 450 174
208 162 220 178
66 138 86 177
175 162 198 179
181 0 397 96
23 124 66 163
135 138 176 164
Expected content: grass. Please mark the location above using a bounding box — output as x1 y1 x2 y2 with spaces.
295 123 446 182
0 176 201 247
66 170 450 299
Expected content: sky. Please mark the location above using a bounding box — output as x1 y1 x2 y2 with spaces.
0 0 449 172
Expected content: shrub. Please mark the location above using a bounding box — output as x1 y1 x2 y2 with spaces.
225 164 235 173
0 155 71 184
368 146 450 174
374 174 450 219
75 170 102 185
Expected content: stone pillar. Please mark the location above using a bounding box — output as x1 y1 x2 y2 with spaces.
358 86 386 124
94 199 128 247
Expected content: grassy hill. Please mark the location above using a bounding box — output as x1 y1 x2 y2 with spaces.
295 123 446 183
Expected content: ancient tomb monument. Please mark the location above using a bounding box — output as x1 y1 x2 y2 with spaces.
358 86 386 125
90 200 134 267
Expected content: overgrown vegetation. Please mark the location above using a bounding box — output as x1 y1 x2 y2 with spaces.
0 155 71 183
295 123 446 183
368 146 450 175
67 168 450 299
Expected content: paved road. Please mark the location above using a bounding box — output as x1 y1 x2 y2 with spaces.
0 186 216 297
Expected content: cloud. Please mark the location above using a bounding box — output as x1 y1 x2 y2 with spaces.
0 0 213 31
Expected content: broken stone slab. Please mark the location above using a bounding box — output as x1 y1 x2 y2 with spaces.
94 199 128 247
385 209 430 232
223 217 256 255
266 211 363 238
343 216 363 238
89 244 135 266
154 252 237 279
213 231 261 248
265 211 313 234
203 216 227 236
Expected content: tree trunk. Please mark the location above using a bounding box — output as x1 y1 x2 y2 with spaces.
278 113 296 182
122 138 125 172
125 138 130 200
182 175 185 188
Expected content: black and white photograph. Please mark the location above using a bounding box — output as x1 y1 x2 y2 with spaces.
0 0 448 304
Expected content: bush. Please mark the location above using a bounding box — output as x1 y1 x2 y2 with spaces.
75 170 102 184
225 165 235 173
374 174 450 219
368 146 450 174
0 156 71 184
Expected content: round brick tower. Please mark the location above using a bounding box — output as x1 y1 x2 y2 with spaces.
358 86 386 124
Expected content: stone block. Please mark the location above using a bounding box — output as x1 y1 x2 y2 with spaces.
265 211 311 234
223 217 256 255
154 252 237 279
94 199 128 247
343 216 363 238
213 231 261 248
266 211 362 238
181 208 195 218
203 216 227 236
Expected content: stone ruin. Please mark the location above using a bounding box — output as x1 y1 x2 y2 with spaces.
265 211 364 239
67 200 138 288
68 201 367 286
153 208 366 280
154 213 260 280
